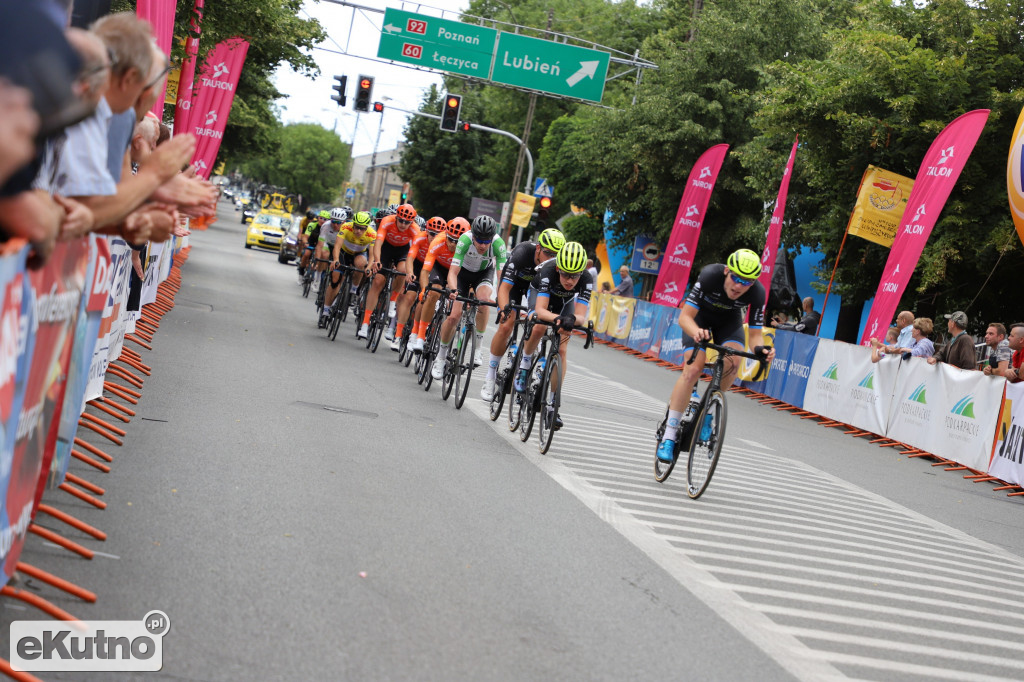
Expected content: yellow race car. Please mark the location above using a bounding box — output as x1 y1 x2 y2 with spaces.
245 210 293 251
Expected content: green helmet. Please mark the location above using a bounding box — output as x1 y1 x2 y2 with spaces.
726 248 762 280
352 211 372 227
537 228 565 253
318 209 330 219
556 241 588 274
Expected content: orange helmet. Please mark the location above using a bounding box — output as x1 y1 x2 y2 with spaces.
426 216 446 234
446 217 470 240
396 204 417 221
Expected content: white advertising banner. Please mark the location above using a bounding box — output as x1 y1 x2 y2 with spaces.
140 241 164 306
987 381 1023 485
105 239 133 368
801 339 900 435
84 238 131 401
885 356 1004 470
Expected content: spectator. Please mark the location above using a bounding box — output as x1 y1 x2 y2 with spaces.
586 258 599 284
890 310 915 352
774 296 820 335
0 80 39 186
927 310 975 370
991 323 1024 382
870 327 900 363
981 322 1011 374
894 317 935 359
600 281 611 293
771 311 791 327
612 265 634 297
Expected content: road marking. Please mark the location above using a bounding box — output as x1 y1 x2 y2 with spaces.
466 357 1024 682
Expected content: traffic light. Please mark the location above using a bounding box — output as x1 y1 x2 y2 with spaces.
536 196 552 229
460 121 471 132
354 75 374 112
331 75 347 107
439 93 462 132
372 102 384 113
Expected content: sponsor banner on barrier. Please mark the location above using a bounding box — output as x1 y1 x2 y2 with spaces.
605 295 635 340
3 240 88 580
735 327 776 389
989 381 1024 485
659 314 688 366
140 241 164 306
625 299 656 354
84 238 130 403
886 357 1003 471
802 338 899 435
106 239 133 367
646 304 676 359
51 236 106 490
760 330 818 407
591 292 608 334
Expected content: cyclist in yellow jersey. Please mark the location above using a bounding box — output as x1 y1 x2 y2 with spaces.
320 211 376 325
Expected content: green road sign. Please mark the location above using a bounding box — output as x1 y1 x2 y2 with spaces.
490 33 609 102
377 9 497 79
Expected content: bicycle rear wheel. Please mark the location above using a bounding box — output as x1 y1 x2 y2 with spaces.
454 323 476 409
506 341 526 431
537 354 562 454
686 390 727 499
440 336 459 401
302 272 312 298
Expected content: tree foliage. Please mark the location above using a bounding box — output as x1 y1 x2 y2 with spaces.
237 124 350 204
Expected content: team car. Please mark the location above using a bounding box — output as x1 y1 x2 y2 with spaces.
245 209 293 251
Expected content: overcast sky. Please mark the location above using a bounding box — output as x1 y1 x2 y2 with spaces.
273 0 470 157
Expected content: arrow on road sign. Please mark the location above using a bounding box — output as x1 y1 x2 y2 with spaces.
566 61 600 88
383 22 401 34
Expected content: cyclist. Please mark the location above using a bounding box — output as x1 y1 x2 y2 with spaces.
359 203 417 340
410 217 464 352
298 209 327 281
480 228 565 401
655 248 776 463
512 241 593 429
320 210 376 326
392 215 444 351
296 209 316 279
431 215 507 379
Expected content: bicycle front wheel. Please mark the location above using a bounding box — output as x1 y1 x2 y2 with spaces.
490 339 514 421
686 389 728 499
454 324 475 409
440 338 459 401
506 341 527 431
328 302 341 340
337 279 351 323
302 273 312 298
537 354 562 454
368 288 388 352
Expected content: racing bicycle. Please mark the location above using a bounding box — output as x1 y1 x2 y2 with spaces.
440 293 497 409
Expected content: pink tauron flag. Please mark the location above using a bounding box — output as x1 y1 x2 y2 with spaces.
188 38 250 179
859 109 990 346
173 0 204 135
652 144 729 307
136 0 178 116
756 136 798 318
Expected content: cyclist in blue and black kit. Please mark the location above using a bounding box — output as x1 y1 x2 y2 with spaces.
656 248 775 462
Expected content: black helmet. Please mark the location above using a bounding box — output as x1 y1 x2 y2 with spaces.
471 215 498 241
306 210 316 220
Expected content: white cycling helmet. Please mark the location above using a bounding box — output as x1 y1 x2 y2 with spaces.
329 207 349 223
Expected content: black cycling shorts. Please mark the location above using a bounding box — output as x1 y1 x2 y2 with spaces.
681 309 746 351
428 264 450 288
456 265 495 297
336 250 367 268
380 241 410 268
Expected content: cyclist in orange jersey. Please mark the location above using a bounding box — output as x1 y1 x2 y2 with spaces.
359 204 417 340
409 217 464 352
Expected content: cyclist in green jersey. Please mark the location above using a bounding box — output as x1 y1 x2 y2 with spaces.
431 215 507 379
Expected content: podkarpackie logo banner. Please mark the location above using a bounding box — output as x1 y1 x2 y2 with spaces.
859 110 989 346
652 144 729 307
189 37 250 180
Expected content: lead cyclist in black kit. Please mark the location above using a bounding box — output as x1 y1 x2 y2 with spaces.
656 248 776 462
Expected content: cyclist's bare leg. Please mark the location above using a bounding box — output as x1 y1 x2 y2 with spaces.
718 341 744 389
668 347 707 413
361 272 386 326
440 299 463 345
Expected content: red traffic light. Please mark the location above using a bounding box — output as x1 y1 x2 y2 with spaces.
460 122 470 132
373 102 384 113
539 196 552 209
360 78 372 89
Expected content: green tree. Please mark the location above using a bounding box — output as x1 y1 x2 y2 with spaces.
398 86 491 219
240 124 350 204
748 0 1024 328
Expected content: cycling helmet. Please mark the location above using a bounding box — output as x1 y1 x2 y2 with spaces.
378 205 397 219
426 216 446 234
306 209 316 220
726 248 762 280
537 228 565 253
470 215 498 241
352 211 372 228
329 207 348 223
414 216 426 229
341 205 352 215
396 204 417 221
317 209 330 219
556 241 588 274
446 217 470 240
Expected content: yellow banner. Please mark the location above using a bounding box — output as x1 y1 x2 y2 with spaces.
589 292 607 331
848 165 914 248
510 192 536 228
388 189 402 206
605 295 636 340
165 68 180 105
735 326 776 382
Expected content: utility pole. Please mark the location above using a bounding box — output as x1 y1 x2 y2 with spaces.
502 9 553 242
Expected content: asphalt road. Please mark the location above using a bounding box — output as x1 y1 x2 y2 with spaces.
5 201 1024 682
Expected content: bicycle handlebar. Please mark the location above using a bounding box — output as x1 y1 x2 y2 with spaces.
686 339 770 380
528 316 595 348
453 295 498 308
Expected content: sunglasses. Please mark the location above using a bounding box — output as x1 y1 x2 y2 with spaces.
397 217 412 224
729 272 754 286
352 225 367 231
540 248 557 259
558 271 581 280
474 236 493 245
